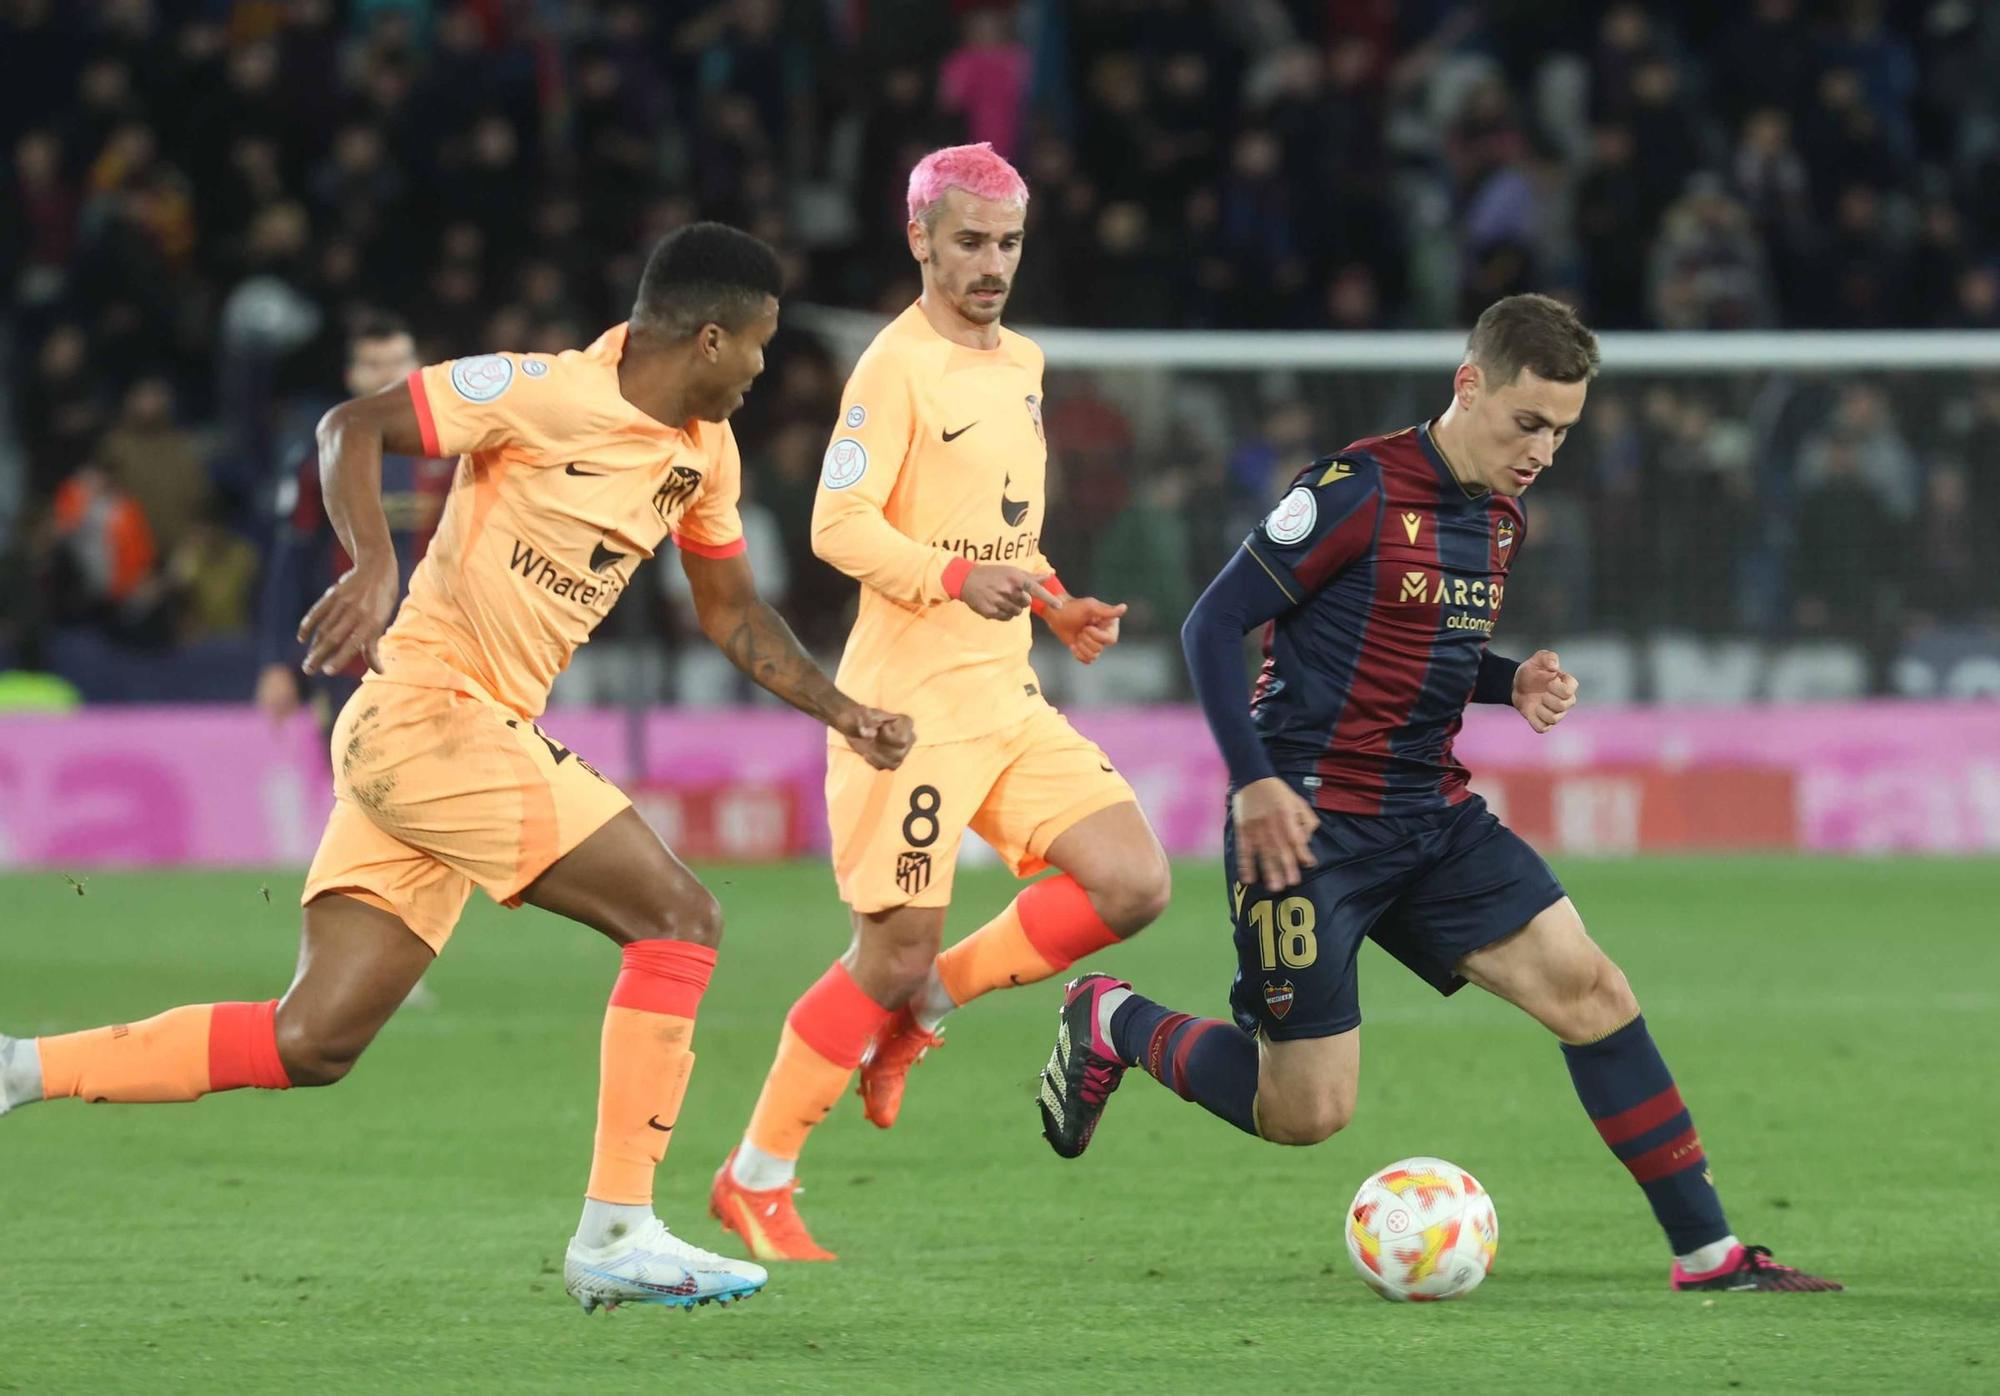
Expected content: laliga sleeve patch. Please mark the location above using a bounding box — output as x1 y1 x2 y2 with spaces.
822 437 869 490
844 404 867 428
1262 486 1317 545
449 354 515 403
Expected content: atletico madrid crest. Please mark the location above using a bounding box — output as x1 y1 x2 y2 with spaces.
1024 393 1044 442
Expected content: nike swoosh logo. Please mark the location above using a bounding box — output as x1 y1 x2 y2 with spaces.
1099 762 1115 773
942 422 978 442
647 1115 673 1132
590 541 627 573
565 463 605 476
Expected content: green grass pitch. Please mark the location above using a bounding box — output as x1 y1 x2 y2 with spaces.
3 858 1995 1394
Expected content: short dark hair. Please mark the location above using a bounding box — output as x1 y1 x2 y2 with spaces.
1465 294 1600 386
347 310 411 348
632 222 783 340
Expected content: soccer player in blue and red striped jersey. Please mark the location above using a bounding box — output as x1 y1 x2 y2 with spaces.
1036 294 1839 1293
253 314 456 734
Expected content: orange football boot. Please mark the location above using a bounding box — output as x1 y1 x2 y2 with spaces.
709 1150 837 1262
857 1006 944 1129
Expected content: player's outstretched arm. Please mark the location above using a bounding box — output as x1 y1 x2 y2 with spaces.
298 382 424 675
680 548 915 770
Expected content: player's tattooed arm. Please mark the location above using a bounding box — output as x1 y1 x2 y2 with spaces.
299 381 427 674
681 549 915 769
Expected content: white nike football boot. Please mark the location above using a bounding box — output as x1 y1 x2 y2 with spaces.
563 1217 768 1313
0 1034 42 1116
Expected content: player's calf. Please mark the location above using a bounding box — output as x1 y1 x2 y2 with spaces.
1252 1087 1354 1147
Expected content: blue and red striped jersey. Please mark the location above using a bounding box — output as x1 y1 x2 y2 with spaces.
1241 422 1525 815
256 449 457 676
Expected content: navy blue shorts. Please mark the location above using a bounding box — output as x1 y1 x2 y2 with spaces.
1225 790 1565 1041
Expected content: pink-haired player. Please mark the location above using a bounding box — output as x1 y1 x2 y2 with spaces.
710 143 1172 1261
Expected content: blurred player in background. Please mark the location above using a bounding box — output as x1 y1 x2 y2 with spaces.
1036 294 1840 1294
0 223 915 1313
254 313 453 735
710 144 1172 1262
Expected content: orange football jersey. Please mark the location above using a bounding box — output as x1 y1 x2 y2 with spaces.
812 303 1051 744
377 323 745 718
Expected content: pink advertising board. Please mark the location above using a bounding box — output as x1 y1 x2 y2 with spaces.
1 702 1995 868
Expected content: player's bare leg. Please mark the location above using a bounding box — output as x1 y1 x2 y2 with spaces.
277 894 435 1084
1250 1030 1361 1145
2 892 426 1116
713 903 938 1261
522 808 766 1311
889 803 1171 1129
1458 900 1840 1292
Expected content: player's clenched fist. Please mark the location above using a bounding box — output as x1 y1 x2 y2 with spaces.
1512 649 1579 734
956 564 1042 620
1231 776 1320 893
1031 582 1126 664
836 703 916 770
298 560 400 676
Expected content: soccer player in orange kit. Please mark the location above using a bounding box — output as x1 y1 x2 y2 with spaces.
709 144 1173 1261
0 223 915 1313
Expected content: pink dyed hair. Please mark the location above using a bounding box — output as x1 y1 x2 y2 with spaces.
906 142 1029 226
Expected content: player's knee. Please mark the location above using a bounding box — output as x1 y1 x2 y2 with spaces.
1585 957 1640 1031
1547 953 1639 1042
273 1015 366 1088
1091 850 1173 936
630 881 725 949
852 936 936 1007
1259 1093 1354 1147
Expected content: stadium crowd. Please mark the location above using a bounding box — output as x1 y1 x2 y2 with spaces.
1 0 1996 701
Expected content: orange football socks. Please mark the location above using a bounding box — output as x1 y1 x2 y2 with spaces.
37 1000 291 1103
934 874 1120 1011
586 939 716 1205
741 962 892 1171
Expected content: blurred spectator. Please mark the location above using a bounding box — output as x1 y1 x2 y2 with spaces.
1797 383 1921 521
42 466 163 641
95 376 209 560
1791 436 1898 636
16 323 104 500
1711 0 1814 128
938 9 1030 158
1731 108 1815 319
1899 465 1983 628
1575 125 1647 328
1651 394 1758 631
1091 469 1196 636
1224 399 1316 533
168 509 259 644
1819 183 1907 328
3 130 79 306
1648 181 1774 331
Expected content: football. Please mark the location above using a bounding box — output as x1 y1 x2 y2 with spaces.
1346 1157 1499 1302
